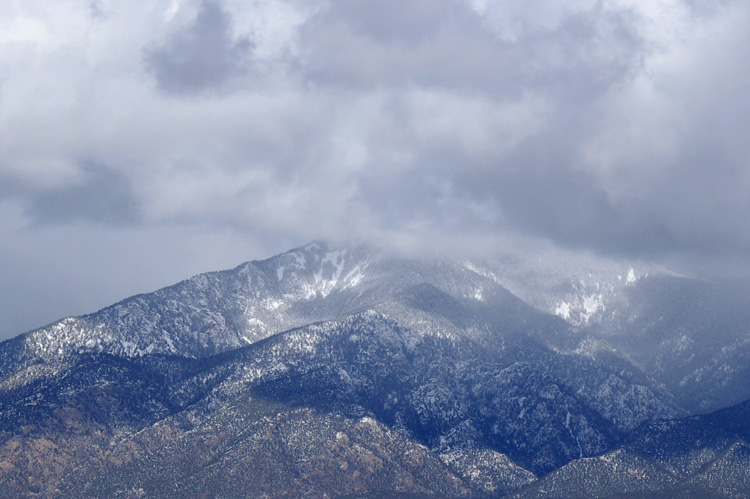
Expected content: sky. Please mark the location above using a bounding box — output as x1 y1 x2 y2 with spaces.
1 0 749 339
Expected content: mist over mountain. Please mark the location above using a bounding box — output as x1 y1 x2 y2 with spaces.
3 0 750 348
2 241 750 497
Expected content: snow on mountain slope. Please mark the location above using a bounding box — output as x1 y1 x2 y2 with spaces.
2 241 579 372
468 246 667 328
470 246 750 414
3 241 750 497
2 242 377 372
3 240 749 417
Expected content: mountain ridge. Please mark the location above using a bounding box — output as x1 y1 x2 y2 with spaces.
2 241 750 497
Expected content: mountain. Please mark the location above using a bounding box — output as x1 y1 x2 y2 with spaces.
471 251 750 413
509 398 750 498
1 241 749 497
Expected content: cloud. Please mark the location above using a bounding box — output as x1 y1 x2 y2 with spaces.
26 163 140 225
1 0 749 337
298 0 641 98
145 0 254 94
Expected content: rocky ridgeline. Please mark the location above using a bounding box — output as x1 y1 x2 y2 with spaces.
1 242 750 497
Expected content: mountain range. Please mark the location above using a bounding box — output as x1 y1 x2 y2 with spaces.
1 241 750 497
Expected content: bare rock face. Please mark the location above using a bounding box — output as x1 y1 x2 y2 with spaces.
2 242 750 497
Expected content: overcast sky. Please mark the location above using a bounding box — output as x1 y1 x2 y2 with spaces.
1 0 749 339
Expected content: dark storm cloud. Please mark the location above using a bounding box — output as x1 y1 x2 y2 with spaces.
447 135 653 258
146 0 254 94
26 164 140 226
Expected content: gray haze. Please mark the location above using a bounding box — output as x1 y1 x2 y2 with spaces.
1 0 749 339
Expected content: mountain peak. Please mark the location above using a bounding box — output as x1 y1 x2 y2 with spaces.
3 241 750 497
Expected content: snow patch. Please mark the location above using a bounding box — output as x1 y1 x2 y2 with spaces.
304 249 350 298
464 262 502 285
360 416 377 427
163 332 176 353
626 268 636 284
262 298 284 311
343 264 366 289
581 294 603 322
555 302 571 320
555 293 604 325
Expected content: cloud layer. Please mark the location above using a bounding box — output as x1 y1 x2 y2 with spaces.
1 0 749 336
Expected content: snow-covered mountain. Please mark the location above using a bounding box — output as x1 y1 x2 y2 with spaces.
1 241 749 497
